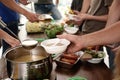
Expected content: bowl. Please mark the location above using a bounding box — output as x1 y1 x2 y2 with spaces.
64 24 79 34
41 38 70 54
38 14 53 22
86 51 105 64
66 13 76 20
87 58 104 64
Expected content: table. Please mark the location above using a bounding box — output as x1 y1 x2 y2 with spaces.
18 26 113 80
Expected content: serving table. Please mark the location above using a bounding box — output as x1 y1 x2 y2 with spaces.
18 26 113 80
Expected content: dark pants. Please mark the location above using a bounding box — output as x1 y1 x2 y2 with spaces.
34 4 62 20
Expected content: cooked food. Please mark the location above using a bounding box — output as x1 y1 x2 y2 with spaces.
62 53 78 60
81 53 92 60
84 50 105 58
60 53 78 64
26 21 45 33
13 55 46 62
68 7 74 14
44 23 64 38
38 14 53 22
61 58 76 64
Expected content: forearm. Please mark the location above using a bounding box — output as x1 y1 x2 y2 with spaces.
0 29 10 40
0 0 29 16
80 0 91 13
81 21 120 48
85 14 108 22
55 0 59 6
106 0 120 27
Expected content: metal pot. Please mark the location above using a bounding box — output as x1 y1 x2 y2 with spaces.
4 46 52 80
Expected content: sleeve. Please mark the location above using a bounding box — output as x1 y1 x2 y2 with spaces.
104 0 113 7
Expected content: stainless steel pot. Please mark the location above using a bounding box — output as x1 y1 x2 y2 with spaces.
4 46 52 80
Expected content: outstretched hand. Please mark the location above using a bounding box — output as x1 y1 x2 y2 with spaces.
57 33 83 53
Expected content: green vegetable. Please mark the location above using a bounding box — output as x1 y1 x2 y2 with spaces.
84 50 104 58
68 76 87 80
45 23 64 38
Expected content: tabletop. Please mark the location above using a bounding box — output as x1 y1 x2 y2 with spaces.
18 26 113 80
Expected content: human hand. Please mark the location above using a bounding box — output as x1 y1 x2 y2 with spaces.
74 13 88 21
57 33 83 53
25 12 40 22
4 36 20 47
19 0 31 5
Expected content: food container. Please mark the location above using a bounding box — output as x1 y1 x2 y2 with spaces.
55 51 84 69
4 46 52 80
84 50 106 64
64 24 79 34
41 38 70 54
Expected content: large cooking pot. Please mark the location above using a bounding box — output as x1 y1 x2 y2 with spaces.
4 45 52 80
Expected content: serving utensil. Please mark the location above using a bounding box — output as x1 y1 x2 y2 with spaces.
21 39 38 50
0 19 19 39
0 19 38 51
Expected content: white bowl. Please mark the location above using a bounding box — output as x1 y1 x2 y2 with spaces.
67 13 76 20
87 51 105 64
64 24 79 34
87 58 103 64
41 38 70 54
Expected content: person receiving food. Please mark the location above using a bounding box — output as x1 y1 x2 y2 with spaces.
67 0 114 69
33 0 62 20
57 0 120 53
57 15 120 80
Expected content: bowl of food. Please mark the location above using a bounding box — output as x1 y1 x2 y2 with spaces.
38 14 53 22
41 38 70 54
84 50 105 64
64 24 79 34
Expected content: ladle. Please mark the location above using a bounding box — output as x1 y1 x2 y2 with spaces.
0 19 19 39
0 19 38 50
21 39 38 50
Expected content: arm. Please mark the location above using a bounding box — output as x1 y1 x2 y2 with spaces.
55 0 59 7
57 21 120 53
0 0 39 22
77 13 108 22
0 29 20 47
80 0 91 13
105 0 120 27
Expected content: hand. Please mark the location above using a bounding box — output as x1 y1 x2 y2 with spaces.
57 33 83 53
19 0 31 5
4 36 20 47
25 12 40 22
112 46 120 53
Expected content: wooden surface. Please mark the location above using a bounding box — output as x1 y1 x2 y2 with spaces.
18 26 113 80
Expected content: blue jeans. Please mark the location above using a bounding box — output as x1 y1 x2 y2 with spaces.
34 4 62 20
